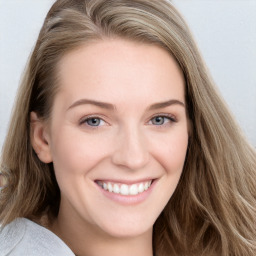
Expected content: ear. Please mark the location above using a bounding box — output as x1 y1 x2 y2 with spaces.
30 112 53 163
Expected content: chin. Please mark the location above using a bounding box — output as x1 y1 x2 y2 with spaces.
93 213 154 239
103 224 152 239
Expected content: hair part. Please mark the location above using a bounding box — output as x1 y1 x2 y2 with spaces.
1 0 256 255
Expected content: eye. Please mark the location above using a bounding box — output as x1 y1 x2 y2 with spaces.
80 117 105 127
149 115 176 126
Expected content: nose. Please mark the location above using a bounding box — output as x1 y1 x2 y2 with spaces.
111 126 149 170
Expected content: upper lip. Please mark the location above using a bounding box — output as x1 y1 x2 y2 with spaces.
94 178 156 185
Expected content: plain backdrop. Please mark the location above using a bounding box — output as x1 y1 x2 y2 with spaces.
0 0 255 149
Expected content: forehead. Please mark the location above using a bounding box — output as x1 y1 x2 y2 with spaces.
55 38 185 107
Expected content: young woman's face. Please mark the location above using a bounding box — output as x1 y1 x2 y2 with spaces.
45 39 189 238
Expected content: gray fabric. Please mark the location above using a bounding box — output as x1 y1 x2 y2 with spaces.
0 218 75 256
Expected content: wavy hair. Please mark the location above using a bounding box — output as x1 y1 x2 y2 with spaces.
1 0 255 255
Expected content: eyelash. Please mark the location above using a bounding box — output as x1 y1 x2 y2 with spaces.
79 113 177 128
79 115 107 128
148 114 177 126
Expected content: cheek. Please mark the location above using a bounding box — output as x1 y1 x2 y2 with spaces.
153 131 188 202
50 127 110 178
151 130 189 174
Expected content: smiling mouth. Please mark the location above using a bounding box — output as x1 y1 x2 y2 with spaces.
95 180 153 196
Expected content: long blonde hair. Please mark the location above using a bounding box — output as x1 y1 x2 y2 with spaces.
1 0 255 255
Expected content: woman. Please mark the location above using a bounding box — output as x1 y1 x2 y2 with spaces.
0 0 255 255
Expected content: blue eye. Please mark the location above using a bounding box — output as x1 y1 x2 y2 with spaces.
150 115 176 126
82 117 104 127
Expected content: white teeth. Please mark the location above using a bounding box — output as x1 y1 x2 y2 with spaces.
99 180 153 195
113 184 120 193
138 183 144 193
120 184 129 195
129 184 138 195
103 183 107 190
107 183 113 193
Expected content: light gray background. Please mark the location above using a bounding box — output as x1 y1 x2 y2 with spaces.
0 0 255 149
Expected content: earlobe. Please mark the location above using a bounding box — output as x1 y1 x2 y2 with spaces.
30 112 53 163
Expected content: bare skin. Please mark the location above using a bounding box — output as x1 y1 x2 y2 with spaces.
31 38 189 256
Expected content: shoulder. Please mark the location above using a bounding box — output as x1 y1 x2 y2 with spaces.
0 218 74 256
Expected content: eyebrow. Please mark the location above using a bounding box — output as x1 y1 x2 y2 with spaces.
67 99 115 111
147 99 185 111
67 98 185 111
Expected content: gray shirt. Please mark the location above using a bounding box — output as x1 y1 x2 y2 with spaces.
0 218 74 256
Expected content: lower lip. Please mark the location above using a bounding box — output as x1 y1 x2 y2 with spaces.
95 180 157 205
